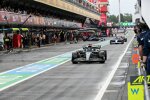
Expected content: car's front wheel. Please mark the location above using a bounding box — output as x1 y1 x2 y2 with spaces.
72 53 78 64
110 41 112 44
72 61 78 64
104 50 107 60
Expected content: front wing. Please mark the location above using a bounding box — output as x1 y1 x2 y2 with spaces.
73 57 105 62
110 40 123 44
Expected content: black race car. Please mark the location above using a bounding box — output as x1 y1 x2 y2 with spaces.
101 32 107 37
83 35 105 41
99 37 105 41
87 36 100 41
118 28 126 33
72 44 107 64
110 37 124 44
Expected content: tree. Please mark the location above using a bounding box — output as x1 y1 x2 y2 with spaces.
108 15 118 23
108 13 132 24
123 13 132 22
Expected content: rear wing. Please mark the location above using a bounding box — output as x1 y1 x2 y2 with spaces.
82 45 101 49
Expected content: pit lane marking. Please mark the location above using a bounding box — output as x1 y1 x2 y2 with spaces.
95 34 135 100
0 40 110 91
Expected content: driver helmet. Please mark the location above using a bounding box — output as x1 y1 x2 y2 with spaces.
88 44 92 47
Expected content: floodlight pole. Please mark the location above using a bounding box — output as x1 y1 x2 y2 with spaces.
118 0 121 25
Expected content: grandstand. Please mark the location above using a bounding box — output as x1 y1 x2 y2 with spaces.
0 0 100 29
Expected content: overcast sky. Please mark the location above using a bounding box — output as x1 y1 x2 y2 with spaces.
109 0 137 15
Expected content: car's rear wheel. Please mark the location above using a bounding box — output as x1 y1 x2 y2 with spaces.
110 41 112 44
72 53 78 64
104 50 107 60
72 61 78 64
99 61 105 63
98 52 106 64
0 46 3 51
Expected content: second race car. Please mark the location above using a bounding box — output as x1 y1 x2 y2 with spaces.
110 37 124 44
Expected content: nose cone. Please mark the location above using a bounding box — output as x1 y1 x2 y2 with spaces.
86 52 91 61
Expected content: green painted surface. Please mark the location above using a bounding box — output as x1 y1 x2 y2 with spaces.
0 74 30 89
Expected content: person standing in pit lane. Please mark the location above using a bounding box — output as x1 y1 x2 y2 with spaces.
137 23 149 61
4 33 10 51
142 30 150 75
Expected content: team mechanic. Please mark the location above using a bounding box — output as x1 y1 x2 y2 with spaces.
136 22 150 74
143 30 150 75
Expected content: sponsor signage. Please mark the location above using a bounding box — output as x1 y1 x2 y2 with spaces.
128 82 144 100
130 75 150 85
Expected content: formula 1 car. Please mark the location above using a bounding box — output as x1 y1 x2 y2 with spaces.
120 36 127 42
83 35 105 41
87 36 100 41
118 28 126 33
110 37 124 44
99 37 105 41
71 44 107 64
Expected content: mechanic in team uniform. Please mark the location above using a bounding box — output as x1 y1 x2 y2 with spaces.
137 23 149 61
136 22 150 75
143 30 150 75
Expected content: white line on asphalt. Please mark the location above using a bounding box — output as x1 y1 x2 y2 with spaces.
110 81 125 86
105 90 118 93
95 34 135 100
114 76 125 78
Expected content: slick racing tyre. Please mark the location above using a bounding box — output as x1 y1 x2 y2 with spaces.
72 53 78 64
104 50 107 60
99 60 105 64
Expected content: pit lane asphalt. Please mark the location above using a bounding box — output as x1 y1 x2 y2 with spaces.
0 34 133 100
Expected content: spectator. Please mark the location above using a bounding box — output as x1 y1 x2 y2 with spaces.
42 33 46 45
73 31 78 43
9 35 13 51
64 31 68 44
3 33 10 51
37 34 42 48
0 32 4 46
52 33 57 45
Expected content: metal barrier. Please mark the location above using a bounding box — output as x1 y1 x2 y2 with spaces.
133 40 150 100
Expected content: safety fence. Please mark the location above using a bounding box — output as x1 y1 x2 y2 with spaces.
129 39 150 100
